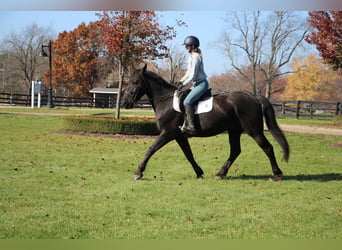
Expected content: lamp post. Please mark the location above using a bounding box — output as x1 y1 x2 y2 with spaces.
0 69 4 92
40 40 54 109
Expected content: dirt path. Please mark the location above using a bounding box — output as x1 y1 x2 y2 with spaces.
278 124 342 136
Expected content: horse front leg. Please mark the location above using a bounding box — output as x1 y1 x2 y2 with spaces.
175 133 204 178
134 131 174 180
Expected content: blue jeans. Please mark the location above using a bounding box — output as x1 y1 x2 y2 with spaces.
183 80 209 105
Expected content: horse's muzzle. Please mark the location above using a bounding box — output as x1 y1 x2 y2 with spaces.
122 100 134 109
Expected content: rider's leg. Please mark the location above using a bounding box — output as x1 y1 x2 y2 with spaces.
182 80 208 134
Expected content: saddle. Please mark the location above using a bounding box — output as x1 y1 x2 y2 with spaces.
173 88 214 114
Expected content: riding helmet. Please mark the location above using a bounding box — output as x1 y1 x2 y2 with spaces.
183 36 200 47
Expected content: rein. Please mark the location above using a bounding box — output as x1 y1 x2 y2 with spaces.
135 74 188 102
146 90 175 101
143 87 189 103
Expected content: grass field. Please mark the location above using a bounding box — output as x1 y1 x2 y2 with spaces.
0 107 155 117
1 106 341 128
0 113 341 239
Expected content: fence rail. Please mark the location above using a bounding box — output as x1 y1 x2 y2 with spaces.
271 100 342 118
1 92 341 118
0 92 150 109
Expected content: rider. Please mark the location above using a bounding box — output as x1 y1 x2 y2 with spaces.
179 36 209 134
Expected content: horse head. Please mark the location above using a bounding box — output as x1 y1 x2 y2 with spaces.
122 64 148 109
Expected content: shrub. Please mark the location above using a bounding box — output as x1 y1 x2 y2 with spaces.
63 116 159 135
333 115 342 125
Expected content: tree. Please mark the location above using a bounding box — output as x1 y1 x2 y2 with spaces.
261 12 308 98
221 11 307 99
282 54 340 101
96 11 179 119
160 44 187 83
209 71 244 93
1 23 52 94
208 64 286 99
305 11 342 72
44 22 108 97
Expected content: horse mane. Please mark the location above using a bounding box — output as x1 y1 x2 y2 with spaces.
144 71 177 90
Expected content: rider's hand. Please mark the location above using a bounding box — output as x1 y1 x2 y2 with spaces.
176 82 184 91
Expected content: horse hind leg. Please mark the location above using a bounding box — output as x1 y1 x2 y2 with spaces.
250 132 283 177
215 131 242 180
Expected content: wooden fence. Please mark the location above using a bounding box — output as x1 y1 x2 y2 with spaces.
1 92 341 118
0 92 150 109
271 100 342 118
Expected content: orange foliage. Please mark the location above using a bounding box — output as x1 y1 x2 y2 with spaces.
43 22 103 97
96 11 178 65
282 54 341 101
306 11 342 71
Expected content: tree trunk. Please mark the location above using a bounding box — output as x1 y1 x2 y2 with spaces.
115 60 124 119
265 79 271 99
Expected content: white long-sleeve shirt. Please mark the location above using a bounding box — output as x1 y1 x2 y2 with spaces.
180 53 207 86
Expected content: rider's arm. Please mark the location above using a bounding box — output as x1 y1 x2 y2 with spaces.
180 54 201 86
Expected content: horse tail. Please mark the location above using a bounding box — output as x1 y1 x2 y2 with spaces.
258 96 290 162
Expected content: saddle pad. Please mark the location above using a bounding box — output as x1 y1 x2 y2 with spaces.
173 91 213 114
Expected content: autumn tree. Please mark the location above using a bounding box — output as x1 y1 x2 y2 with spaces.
209 64 286 99
96 11 179 119
45 22 108 97
283 54 341 101
305 11 342 72
221 11 307 99
209 71 245 93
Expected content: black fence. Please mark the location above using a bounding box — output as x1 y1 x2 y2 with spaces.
0 92 151 109
1 92 341 118
271 100 342 118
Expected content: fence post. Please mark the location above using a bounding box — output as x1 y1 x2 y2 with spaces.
31 83 34 108
337 102 342 116
281 101 285 116
309 102 313 119
296 100 301 119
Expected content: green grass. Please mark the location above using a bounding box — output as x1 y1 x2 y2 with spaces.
1 106 340 128
0 114 341 239
0 107 155 117
276 116 341 128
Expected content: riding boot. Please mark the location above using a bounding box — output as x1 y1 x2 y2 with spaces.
182 104 197 135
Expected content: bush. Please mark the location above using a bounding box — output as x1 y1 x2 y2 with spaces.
333 115 342 125
63 116 159 135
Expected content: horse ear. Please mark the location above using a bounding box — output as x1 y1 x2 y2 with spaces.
142 64 147 73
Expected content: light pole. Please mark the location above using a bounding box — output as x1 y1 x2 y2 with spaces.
0 69 4 92
40 40 54 109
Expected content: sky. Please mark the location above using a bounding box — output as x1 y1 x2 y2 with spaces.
0 11 238 76
0 11 314 77
1 0 341 77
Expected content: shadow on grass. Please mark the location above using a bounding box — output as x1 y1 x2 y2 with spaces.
228 173 342 182
90 113 114 116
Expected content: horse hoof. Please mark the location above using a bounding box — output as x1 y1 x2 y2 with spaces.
273 176 282 182
214 175 225 180
133 174 143 180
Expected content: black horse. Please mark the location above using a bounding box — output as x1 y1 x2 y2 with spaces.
122 65 289 180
